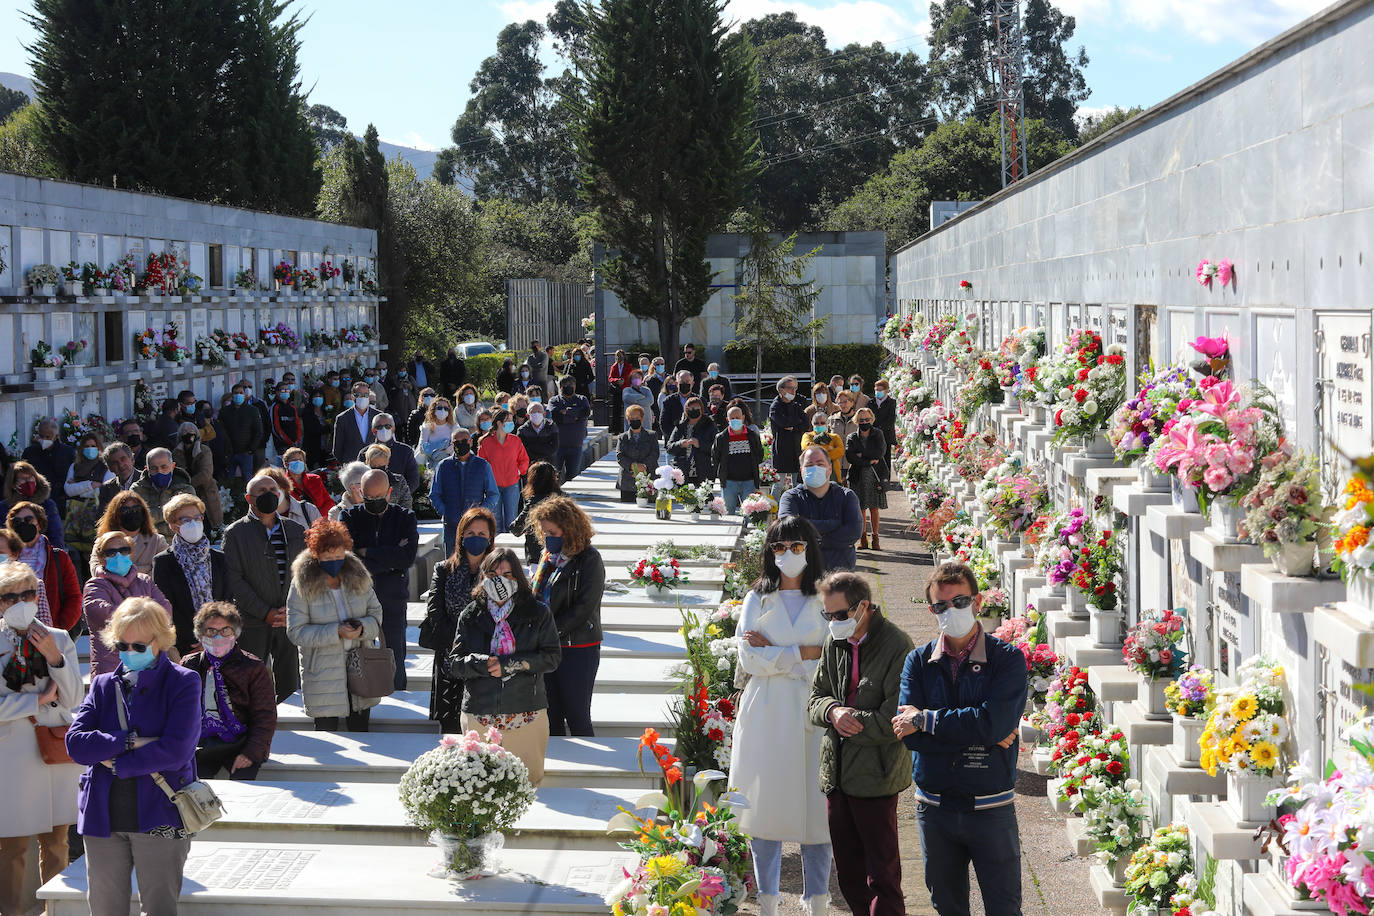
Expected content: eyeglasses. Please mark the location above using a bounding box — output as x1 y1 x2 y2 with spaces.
0 589 37 604
101 546 133 558
376 425 394 431
114 641 149 653
175 515 204 525
201 626 236 638
821 602 863 622
769 541 807 556
929 595 976 614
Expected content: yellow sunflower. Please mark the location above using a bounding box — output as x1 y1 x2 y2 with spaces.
1251 741 1280 769
1231 695 1258 721
644 855 687 880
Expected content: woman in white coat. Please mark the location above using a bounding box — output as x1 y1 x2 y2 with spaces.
0 561 83 916
727 515 833 916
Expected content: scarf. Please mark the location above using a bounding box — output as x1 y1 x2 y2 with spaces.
444 559 477 622
172 534 213 620
20 537 46 576
530 551 567 605
200 652 246 742
488 598 516 655
1 626 48 692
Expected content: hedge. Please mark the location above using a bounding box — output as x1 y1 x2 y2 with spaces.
458 344 583 398
722 344 885 387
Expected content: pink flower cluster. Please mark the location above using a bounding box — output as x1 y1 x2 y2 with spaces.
1152 378 1274 496
438 728 503 751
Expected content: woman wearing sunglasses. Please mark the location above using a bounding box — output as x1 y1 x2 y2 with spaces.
728 516 833 916
0 561 83 916
82 531 174 677
67 596 200 916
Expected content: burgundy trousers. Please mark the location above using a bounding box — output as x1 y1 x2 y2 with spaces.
826 790 905 916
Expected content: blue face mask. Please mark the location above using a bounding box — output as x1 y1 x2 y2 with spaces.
850 384 860 392
342 399 355 410
288 460 306 474
545 535 564 555
105 553 134 576
654 365 665 375
802 465 829 488
874 390 886 400
151 470 173 489
278 392 290 401
479 420 492 431
232 393 245 406
813 425 828 436
119 646 156 672
529 397 541 405
365 375 376 384
312 396 324 407
729 418 743 432
325 380 336 387
462 535 491 557
709 370 718 378
502 421 515 434
319 558 346 578
83 446 99 460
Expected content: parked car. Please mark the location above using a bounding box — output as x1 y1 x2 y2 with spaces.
453 341 502 358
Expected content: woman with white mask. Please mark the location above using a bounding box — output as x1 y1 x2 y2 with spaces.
729 516 833 916
152 494 229 656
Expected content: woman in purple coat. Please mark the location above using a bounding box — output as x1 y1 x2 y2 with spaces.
66 596 200 916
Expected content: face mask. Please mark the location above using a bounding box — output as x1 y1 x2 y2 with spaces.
4 600 38 631
12 520 37 543
288 460 306 474
530 412 545 426
312 396 324 407
544 535 564 555
561 386 575 396
326 380 337 388
850 384 860 393
812 424 828 436
502 421 515 434
119 646 156 672
38 438 53 450
654 365 665 375
203 634 235 658
709 370 718 378
83 446 100 460
631 378 643 388
936 604 978 638
815 393 828 404
104 552 134 576
178 519 204 543
729 418 743 432
829 608 861 641
278 392 290 402
640 363 650 372
319 558 346 577
859 422 873 432
254 491 280 515
483 575 517 604
118 506 144 529
342 399 355 410
16 480 37 498
774 550 808 579
125 434 142 446
627 418 642 430
687 409 701 419
398 372 406 380
520 370 529 378
232 393 246 406
422 395 435 406
365 375 376 384
462 535 491 556
802 465 829 488
479 420 492 432
573 354 582 362
181 435 197 449
365 496 389 515
375 428 394 443
151 470 174 489
529 397 542 405
781 391 794 402
245 389 253 399
453 441 471 456
875 390 887 400
182 405 196 416
463 394 475 405
665 385 677 395
435 408 449 420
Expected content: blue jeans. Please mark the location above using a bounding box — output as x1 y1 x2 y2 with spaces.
544 644 600 736
556 445 584 483
497 484 520 533
750 838 832 899
916 802 1022 916
722 479 754 514
230 452 255 481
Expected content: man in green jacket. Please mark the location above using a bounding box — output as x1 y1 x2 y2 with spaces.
808 570 913 916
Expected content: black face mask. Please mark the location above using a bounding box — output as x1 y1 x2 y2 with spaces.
12 519 37 543
253 491 280 514
561 387 574 396
181 435 196 448
515 408 527 421
117 506 145 529
364 497 389 515
124 435 142 447
687 409 701 419
859 422 873 432
453 441 471 457
628 419 642 430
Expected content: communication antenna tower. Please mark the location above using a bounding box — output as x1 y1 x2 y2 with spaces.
988 0 1029 187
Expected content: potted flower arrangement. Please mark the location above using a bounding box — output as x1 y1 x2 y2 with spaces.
1081 778 1151 886
580 314 595 337
953 355 1002 421
396 730 536 879
1123 824 1193 913
1335 460 1374 607
233 267 258 293
341 259 357 290
272 259 295 291
707 496 727 517
60 261 88 297
132 328 160 370
921 314 958 361
29 341 63 382
1057 726 1130 811
1034 664 1096 738
261 322 301 353
1164 665 1213 768
1238 447 1325 577
1049 336 1128 454
295 266 320 293
58 340 87 378
1019 635 1059 708
1198 655 1288 825
674 481 713 519
318 260 341 289
359 267 379 294
739 493 773 528
142 252 180 296
1121 608 1187 718
1108 365 1196 487
628 554 687 599
195 335 228 367
634 471 656 508
982 473 1049 539
1069 527 1122 621
26 264 59 297
977 587 1010 631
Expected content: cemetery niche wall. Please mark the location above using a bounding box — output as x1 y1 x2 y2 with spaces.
0 172 383 441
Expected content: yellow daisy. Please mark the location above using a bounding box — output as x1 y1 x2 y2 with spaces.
1231 695 1258 721
1251 741 1280 769
644 855 687 880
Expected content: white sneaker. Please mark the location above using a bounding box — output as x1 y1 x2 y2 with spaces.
803 893 830 915
758 893 781 916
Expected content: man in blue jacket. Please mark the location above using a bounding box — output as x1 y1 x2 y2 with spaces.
429 428 499 557
893 561 1028 916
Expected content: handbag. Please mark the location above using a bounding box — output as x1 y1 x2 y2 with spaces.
115 689 224 832
345 631 396 699
28 717 73 765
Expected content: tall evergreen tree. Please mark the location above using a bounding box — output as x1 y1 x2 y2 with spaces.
572 0 758 360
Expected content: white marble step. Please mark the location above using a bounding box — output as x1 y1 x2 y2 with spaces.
203 779 657 850
408 653 679 692
261 733 666 789
38 841 636 915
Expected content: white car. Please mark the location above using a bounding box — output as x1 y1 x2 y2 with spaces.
452 341 502 358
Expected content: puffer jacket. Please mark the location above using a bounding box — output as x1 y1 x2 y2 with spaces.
450 593 561 715
285 553 383 718
82 569 173 677
807 612 914 798
131 467 197 538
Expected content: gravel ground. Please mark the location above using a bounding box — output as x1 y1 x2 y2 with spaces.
732 493 1099 915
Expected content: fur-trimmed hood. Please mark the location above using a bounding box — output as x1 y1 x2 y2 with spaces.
290 551 373 599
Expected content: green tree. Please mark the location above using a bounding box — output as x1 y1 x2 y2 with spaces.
572 0 759 360
0 103 60 178
437 20 579 204
1078 105 1143 144
307 103 351 152
0 85 27 124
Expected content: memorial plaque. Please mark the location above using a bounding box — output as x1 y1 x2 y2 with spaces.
48 230 71 265
191 310 209 347
0 402 15 446
1318 311 1373 496
183 847 319 890
1067 303 1083 331
147 238 165 259
50 313 73 352
1207 311 1244 378
1255 312 1298 435
1049 303 1065 352
1086 303 1103 335
0 226 10 288
101 235 121 264
235 784 344 819
21 315 43 356
1169 541 1205 661
1213 572 1255 683
189 242 206 280
0 317 14 374
19 228 43 276
1108 306 1129 349
1169 308 1196 364
76 314 96 366
76 233 98 266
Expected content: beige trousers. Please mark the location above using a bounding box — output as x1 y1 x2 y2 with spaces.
461 709 550 786
0 826 70 916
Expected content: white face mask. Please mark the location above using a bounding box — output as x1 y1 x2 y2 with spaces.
781 391 794 402
815 393 828 404
38 438 53 450
828 604 863 641
178 519 205 544
435 408 449 420
4 600 39 631
375 428 394 443
776 550 808 579
529 411 544 425
936 604 978 639
463 394 476 405
423 396 434 406
483 575 517 605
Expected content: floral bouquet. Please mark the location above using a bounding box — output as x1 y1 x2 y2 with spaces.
1035 664 1097 741
397 730 536 878
628 555 687 591
1057 727 1130 807
921 314 958 355
133 328 160 360
980 586 1010 620
674 482 714 514
1019 638 1059 701
756 463 779 487
159 321 187 362
317 260 341 284
898 382 935 417
707 496 727 517
1239 446 1325 559
1080 778 1151 869
941 319 981 373
912 405 945 448
916 499 957 552
1109 365 1196 464
676 608 738 768
953 355 1002 420
1123 824 1193 912
1334 461 1374 583
1051 339 1128 446
1121 609 1186 679
961 547 1000 591
234 268 258 290
1165 666 1214 720
739 493 773 527
295 267 319 290
195 335 228 367
55 410 114 447
30 341 63 369
1070 528 1123 610
359 268 379 294
1198 656 1287 777
261 322 301 352
1036 507 1092 585
58 339 87 364
272 259 295 284
27 263 60 289
982 473 1050 536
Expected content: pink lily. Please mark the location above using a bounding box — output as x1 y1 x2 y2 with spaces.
1193 380 1240 417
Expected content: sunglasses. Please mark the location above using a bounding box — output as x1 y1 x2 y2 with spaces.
769 541 807 556
114 641 150 653
101 546 133 558
821 602 863 622
930 595 976 614
0 589 37 604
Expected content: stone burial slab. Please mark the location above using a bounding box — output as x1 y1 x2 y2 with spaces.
600 605 701 633
261 733 664 789
38 841 641 915
276 689 676 737
204 780 657 851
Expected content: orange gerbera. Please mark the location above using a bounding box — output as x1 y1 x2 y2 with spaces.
1344 525 1370 552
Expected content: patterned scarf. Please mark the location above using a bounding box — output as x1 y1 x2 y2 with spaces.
530 551 567 605
488 598 517 655
1 626 48 692
172 534 214 618
200 651 246 742
443 560 477 622
20 537 46 576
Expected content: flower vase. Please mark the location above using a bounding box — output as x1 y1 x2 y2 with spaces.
1081 432 1114 459
1173 714 1207 768
33 367 59 383
67 281 84 297
977 614 1002 634
690 511 703 521
636 495 653 508
429 830 503 880
645 583 674 601
1065 588 1088 619
135 358 156 373
1208 500 1249 543
1139 465 1169 492
63 365 84 380
32 284 55 297
1110 853 1131 888
1088 607 1122 646
1350 571 1374 613
1226 770 1282 827
1140 675 1171 720
1028 404 1046 426
1171 478 1200 513
1273 542 1314 578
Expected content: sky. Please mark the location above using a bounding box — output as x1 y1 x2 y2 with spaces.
0 0 1334 152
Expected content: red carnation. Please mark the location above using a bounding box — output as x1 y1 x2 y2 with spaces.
1106 760 1123 775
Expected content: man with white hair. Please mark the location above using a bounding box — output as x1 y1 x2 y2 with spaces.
131 446 195 539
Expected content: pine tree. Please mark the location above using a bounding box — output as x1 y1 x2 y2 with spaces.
571 0 758 360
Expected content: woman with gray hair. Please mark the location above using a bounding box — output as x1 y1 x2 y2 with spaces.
328 461 369 522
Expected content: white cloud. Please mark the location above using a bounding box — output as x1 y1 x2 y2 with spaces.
726 0 929 48
1057 0 1330 45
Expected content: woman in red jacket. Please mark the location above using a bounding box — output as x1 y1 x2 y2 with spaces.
283 447 336 517
6 501 80 632
477 407 529 534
